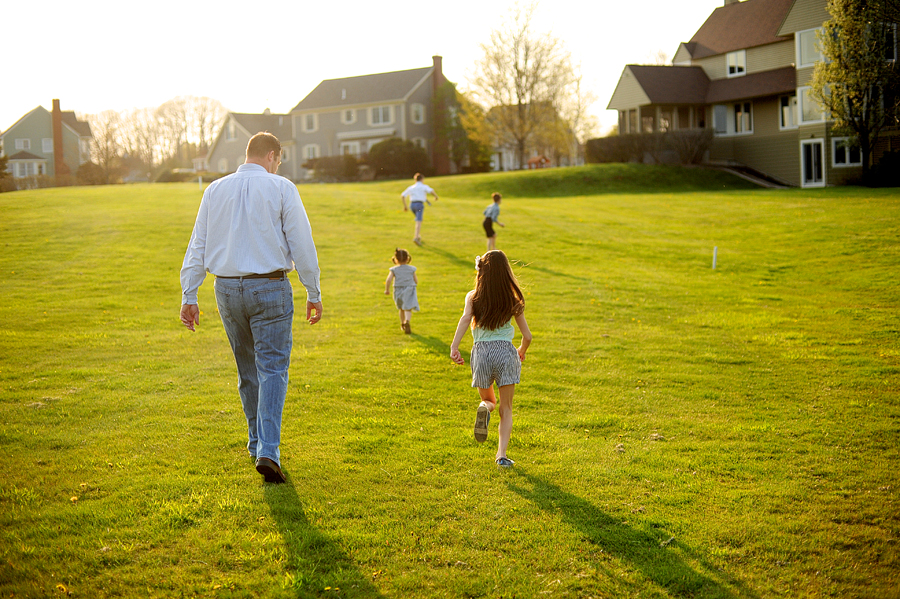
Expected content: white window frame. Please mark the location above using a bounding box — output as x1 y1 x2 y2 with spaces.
412 137 427 150
225 121 237 141
15 139 31 150
831 137 862 167
727 50 746 77
713 102 753 136
217 158 228 173
797 28 824 68
780 94 798 130
369 106 393 126
303 113 318 133
340 141 360 156
341 109 356 125
410 103 426 124
800 138 826 188
798 86 825 124
42 138 53 153
303 144 320 160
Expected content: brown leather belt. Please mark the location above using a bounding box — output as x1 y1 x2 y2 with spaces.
216 270 286 280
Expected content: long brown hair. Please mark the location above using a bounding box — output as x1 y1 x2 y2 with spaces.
471 250 524 330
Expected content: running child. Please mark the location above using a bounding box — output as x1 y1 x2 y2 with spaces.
385 248 419 334
483 192 504 251
449 250 532 467
400 173 439 246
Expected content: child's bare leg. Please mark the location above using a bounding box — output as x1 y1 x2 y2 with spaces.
403 310 412 323
496 384 516 459
477 386 497 411
398 309 405 324
414 221 422 241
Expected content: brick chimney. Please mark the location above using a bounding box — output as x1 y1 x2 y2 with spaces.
52 99 71 180
431 55 451 176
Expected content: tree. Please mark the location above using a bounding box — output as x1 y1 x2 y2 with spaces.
434 81 493 173
810 0 900 178
0 155 13 193
468 1 574 169
87 110 125 184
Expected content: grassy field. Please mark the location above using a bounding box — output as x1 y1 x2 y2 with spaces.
0 164 898 598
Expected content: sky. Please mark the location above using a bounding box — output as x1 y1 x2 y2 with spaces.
2 0 727 136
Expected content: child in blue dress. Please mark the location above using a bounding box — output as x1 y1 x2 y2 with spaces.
450 250 532 467
385 248 419 334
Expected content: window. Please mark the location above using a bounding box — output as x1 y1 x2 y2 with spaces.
225 121 237 141
410 103 425 124
341 141 360 156
303 144 319 160
303 113 318 133
412 138 427 150
42 139 53 153
734 102 752 133
342 109 356 125
370 106 392 125
282 148 290 162
714 105 728 134
218 158 228 173
780 94 798 129
798 87 825 123
832 137 862 167
15 139 31 150
628 109 637 134
797 28 823 67
659 108 673 132
727 50 746 77
80 140 90 162
884 23 897 61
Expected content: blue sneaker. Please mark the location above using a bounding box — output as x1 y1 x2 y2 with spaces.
474 402 490 442
495 457 515 468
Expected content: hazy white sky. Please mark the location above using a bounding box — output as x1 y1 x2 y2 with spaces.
2 0 725 135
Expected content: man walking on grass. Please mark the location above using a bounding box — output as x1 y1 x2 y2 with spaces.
179 131 322 484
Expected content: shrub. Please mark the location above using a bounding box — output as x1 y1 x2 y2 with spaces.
76 162 106 186
303 155 360 182
366 138 431 179
587 130 713 165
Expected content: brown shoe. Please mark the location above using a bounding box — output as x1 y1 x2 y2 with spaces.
255 457 286 483
403 321 411 334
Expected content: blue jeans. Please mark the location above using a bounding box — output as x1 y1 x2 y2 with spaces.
410 202 424 221
214 277 293 465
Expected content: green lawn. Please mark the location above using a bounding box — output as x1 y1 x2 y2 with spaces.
0 164 898 598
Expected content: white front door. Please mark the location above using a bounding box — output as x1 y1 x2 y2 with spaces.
801 139 825 188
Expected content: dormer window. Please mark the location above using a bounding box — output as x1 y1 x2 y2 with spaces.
727 50 746 77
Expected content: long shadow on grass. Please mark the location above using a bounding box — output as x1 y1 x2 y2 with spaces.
265 479 385 597
507 472 759 598
410 333 468 362
416 243 474 270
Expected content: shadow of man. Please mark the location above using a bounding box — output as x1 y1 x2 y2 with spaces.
506 471 760 599
264 479 386 598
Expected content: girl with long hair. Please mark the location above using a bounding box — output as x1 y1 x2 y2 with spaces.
450 250 532 467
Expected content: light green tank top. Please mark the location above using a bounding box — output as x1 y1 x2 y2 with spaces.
472 319 514 343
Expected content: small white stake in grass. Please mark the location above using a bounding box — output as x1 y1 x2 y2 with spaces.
713 246 718 269
198 176 203 190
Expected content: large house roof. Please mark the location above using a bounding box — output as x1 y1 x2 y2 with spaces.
610 64 797 108
685 0 795 59
231 112 292 140
61 112 92 137
627 65 710 104
705 65 796 103
292 66 433 112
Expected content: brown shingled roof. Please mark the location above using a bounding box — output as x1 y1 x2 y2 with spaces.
705 66 796 103
628 65 710 104
687 0 795 59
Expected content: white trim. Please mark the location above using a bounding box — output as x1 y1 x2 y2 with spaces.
302 144 320 160
302 113 318 133
336 127 395 140
796 28 823 68
369 105 394 127
798 86 825 124
341 108 357 125
779 94 798 130
831 137 862 167
410 103 426 124
712 102 753 136
726 50 746 78
800 139 826 188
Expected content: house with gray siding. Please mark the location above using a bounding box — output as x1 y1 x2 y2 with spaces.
208 56 451 181
607 0 898 187
1 99 92 181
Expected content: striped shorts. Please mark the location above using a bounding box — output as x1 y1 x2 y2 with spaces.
470 340 521 388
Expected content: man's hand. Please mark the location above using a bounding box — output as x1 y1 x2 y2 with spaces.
180 304 200 332
306 301 323 325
